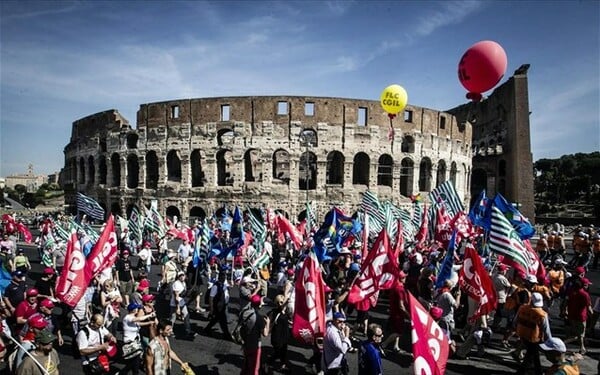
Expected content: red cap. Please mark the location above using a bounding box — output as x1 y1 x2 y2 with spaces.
143 241 151 248
39 299 55 309
582 278 592 286
286 269 295 277
137 279 150 291
122 250 130 255
575 266 586 275
28 315 48 329
430 306 443 320
142 294 155 303
250 294 262 306
324 285 333 293
26 288 39 297
43 267 55 275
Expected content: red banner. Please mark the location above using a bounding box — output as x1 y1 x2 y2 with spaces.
409 293 449 375
84 215 119 281
347 229 399 304
458 243 497 322
450 211 475 244
415 204 429 248
292 251 326 345
275 215 303 250
16 222 32 243
55 231 87 307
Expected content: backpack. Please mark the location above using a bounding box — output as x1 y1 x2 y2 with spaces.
232 306 254 345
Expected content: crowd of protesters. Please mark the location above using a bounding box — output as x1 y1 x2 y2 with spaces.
0 212 598 375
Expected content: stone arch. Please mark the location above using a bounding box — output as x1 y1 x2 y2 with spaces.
111 153 121 187
146 151 159 189
400 158 414 197
191 150 205 187
87 156 95 184
166 150 181 182
216 149 233 186
217 128 235 147
79 157 86 184
401 135 415 153
126 133 138 149
299 128 318 147
418 157 432 192
272 149 290 183
353 152 370 185
478 141 486 156
299 150 317 190
488 139 496 155
436 159 447 188
189 206 207 222
450 161 458 187
166 206 181 223
99 156 107 185
69 158 77 183
244 149 262 182
326 151 344 185
377 154 393 187
127 154 139 188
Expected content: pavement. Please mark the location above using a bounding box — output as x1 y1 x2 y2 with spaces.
5 239 600 375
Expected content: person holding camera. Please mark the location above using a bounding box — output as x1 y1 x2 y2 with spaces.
323 312 352 375
121 303 157 375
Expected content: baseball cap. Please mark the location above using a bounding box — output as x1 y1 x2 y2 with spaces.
430 306 443 320
122 250 130 255
137 279 150 291
324 285 333 293
177 271 185 277
143 241 151 248
142 294 156 303
575 266 586 275
333 312 346 322
26 288 39 297
250 294 262 306
35 329 56 344
28 315 48 329
531 292 544 308
39 299 55 309
539 337 566 353
526 274 538 284
43 267 55 275
286 269 295 277
12 270 25 278
127 303 143 311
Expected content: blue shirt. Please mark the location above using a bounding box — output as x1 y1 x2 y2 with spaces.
358 340 383 375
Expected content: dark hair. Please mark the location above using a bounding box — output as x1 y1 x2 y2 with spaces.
157 319 172 332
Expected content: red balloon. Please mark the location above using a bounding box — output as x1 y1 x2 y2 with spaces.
458 40 508 101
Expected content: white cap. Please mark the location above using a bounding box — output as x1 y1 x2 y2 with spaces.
531 292 544 308
526 274 538 284
414 253 423 265
539 337 566 353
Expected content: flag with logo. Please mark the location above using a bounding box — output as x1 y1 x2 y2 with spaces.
409 293 449 375
488 206 529 274
128 206 143 246
429 180 465 218
15 221 32 243
84 215 119 281
144 207 166 237
493 193 536 240
76 192 105 221
55 230 88 307
292 251 326 345
458 243 497 322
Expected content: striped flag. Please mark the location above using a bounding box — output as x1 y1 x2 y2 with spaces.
247 208 266 251
429 180 464 218
76 192 105 221
53 223 70 241
306 201 317 235
193 220 211 269
361 191 385 239
128 206 143 246
488 206 529 272
144 207 166 237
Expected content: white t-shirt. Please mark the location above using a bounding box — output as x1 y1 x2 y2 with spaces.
177 244 192 261
122 314 140 342
76 326 110 364
138 248 152 266
170 280 186 307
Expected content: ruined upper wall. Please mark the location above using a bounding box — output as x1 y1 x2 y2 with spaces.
70 109 130 142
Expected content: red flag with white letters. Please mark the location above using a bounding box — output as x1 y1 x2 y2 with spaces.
409 293 449 375
55 231 87 307
292 251 326 345
347 229 399 304
458 243 497 322
84 215 119 280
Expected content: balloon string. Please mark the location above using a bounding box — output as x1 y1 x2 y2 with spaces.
388 115 394 152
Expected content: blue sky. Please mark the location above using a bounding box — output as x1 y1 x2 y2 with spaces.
1 1 598 177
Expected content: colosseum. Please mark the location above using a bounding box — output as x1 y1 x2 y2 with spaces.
62 65 534 223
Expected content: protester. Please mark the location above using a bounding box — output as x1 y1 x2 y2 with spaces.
203 270 233 340
170 271 195 340
381 272 409 353
34 267 56 300
266 294 291 373
515 292 552 374
121 302 156 375
16 329 60 375
77 314 117 375
358 323 384 375
239 294 269 375
99 279 122 336
115 249 135 306
323 312 352 375
14 248 31 272
539 337 581 375
145 319 189 375
564 278 592 354
4 270 27 315
137 241 153 274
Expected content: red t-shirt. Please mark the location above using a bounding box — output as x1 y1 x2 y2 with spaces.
567 288 592 322
14 301 37 321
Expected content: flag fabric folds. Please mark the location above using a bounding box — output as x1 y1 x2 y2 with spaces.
55 231 88 307
488 206 529 273
76 192 105 221
15 221 32 243
128 206 143 246
144 207 166 237
458 243 497 322
429 180 465 218
434 230 457 289
409 293 449 375
468 189 491 230
84 215 119 282
493 193 536 240
292 251 326 345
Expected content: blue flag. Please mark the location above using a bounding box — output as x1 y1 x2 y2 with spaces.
435 230 457 290
469 189 492 230
0 258 13 293
493 193 535 240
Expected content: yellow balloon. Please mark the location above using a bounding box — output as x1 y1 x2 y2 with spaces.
380 84 408 115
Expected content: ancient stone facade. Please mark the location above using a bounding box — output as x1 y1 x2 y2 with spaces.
62 96 474 222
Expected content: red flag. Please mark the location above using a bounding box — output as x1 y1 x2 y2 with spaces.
415 203 429 248
434 205 453 248
524 239 547 282
266 208 276 231
458 243 497 322
347 229 399 304
361 214 369 260
275 215 303 250
393 220 404 256
16 222 32 243
292 251 326 345
409 293 449 375
84 215 119 281
2 214 16 234
55 231 87 307
450 211 475 243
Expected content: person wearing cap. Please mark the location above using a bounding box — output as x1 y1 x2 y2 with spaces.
491 264 511 330
14 248 31 273
282 268 296 318
536 234 550 264
564 277 592 354
139 294 158 347
14 314 49 370
170 271 195 340
160 250 179 287
122 303 156 375
435 279 461 352
15 329 60 375
323 312 352 374
20 299 63 346
559 267 586 319
77 313 117 375
15 288 39 327
203 270 233 340
239 268 261 309
3 270 27 315
539 337 581 375
358 323 384 375
115 249 135 307
238 294 269 375
266 294 291 372
177 239 193 268
34 267 56 300
514 292 552 374
131 278 151 306
99 279 123 337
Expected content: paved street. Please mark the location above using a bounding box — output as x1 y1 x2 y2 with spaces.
6 241 600 374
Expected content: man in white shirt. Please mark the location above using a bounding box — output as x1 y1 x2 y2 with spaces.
177 239 192 268
170 272 195 340
77 314 117 375
323 312 352 375
137 242 153 274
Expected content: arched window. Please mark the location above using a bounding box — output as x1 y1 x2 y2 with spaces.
127 154 139 188
353 152 370 185
273 150 290 184
400 158 414 197
87 156 95 184
166 150 181 182
110 202 121 217
299 128 318 147
111 153 121 187
244 149 262 182
377 154 393 187
498 178 506 196
70 158 77 183
99 156 107 185
217 150 233 186
450 161 458 187
79 157 86 184
191 150 205 187
166 206 181 223
471 168 487 198
436 160 447 188
217 129 235 147
126 134 138 149
401 136 415 153
189 207 206 223
146 151 159 189
418 157 432 192
299 151 317 190
326 151 344 185
498 159 507 177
